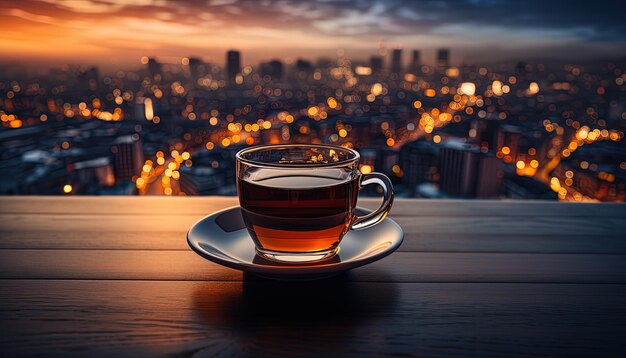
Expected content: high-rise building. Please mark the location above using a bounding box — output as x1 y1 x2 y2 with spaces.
260 60 284 80
400 138 440 195
439 140 500 198
112 135 144 181
410 50 421 73
226 50 241 85
370 56 383 75
391 48 403 73
437 48 450 69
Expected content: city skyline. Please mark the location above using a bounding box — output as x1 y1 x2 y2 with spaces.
1 0 624 202
2 0 625 70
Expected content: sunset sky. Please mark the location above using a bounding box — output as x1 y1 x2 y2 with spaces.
2 0 625 69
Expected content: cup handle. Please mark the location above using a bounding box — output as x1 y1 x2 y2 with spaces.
351 172 394 230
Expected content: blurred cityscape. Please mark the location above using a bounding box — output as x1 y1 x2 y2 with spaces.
1 47 625 201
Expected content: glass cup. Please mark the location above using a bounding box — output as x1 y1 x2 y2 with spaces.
236 144 393 263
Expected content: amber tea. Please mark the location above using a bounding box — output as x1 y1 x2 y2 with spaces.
238 169 359 253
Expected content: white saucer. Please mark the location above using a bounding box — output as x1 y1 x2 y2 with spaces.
187 206 403 280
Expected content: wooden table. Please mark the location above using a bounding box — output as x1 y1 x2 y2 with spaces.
1 197 626 356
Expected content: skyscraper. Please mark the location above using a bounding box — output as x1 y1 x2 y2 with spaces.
226 50 241 85
112 135 144 181
410 50 421 73
439 140 500 198
437 48 450 69
391 48 402 73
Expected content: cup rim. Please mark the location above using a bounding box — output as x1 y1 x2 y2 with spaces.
236 144 360 169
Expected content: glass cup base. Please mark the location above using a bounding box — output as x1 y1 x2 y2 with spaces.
255 246 339 264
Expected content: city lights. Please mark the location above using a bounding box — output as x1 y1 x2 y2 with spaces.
459 82 476 96
144 98 154 120
354 66 372 75
492 80 503 96
370 83 383 96
0 42 623 202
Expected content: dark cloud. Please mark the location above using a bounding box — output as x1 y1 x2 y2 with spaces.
209 0 626 41
1 0 624 65
18 0 626 41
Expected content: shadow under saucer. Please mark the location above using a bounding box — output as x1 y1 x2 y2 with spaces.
190 273 399 355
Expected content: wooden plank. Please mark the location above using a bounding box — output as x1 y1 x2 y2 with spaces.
399 233 626 254
1 196 625 218
0 249 238 282
0 230 189 250
1 250 626 283
1 213 622 236
0 196 240 216
1 230 625 254
1 280 625 356
395 215 625 236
